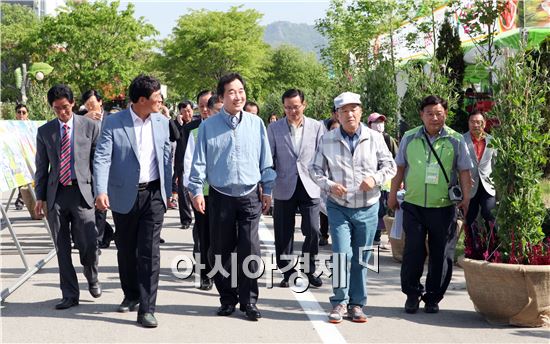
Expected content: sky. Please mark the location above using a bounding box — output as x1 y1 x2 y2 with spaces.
119 0 331 39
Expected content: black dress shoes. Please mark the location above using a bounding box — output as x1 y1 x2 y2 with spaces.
319 237 329 246
199 277 213 290
279 278 289 288
137 313 158 328
424 302 439 313
217 304 236 316
307 273 323 288
88 282 102 298
240 303 261 321
55 297 79 310
404 295 421 314
118 297 140 313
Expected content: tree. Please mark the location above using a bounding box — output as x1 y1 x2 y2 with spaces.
262 45 334 120
452 0 507 89
160 6 270 100
0 3 41 102
26 0 157 96
436 16 466 132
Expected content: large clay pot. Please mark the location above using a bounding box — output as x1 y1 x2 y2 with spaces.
458 256 550 327
388 218 463 263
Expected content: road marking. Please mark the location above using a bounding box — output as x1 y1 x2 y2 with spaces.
259 220 347 344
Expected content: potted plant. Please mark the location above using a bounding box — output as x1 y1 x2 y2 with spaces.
458 46 550 327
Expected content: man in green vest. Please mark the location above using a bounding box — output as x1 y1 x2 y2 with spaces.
388 95 472 314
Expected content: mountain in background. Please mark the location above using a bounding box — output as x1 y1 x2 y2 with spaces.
263 21 327 60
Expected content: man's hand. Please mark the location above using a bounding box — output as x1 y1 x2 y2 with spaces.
387 192 400 210
85 111 103 121
359 176 376 192
34 200 44 219
95 193 110 211
330 183 347 198
192 194 206 214
261 194 272 215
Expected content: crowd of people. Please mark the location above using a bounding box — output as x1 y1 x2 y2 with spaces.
21 71 496 328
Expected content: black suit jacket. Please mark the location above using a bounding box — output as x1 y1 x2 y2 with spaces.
174 119 200 174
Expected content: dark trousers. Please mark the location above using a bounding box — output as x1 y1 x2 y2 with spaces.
320 212 329 240
112 182 165 314
95 209 114 245
192 196 212 279
374 191 389 242
400 202 457 304
208 187 261 306
47 184 98 299
273 178 320 279
176 169 193 225
466 184 496 228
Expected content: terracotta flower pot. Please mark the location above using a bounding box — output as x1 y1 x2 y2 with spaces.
458 256 550 327
387 218 463 263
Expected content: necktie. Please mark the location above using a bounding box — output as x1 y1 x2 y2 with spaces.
230 115 238 129
59 124 72 186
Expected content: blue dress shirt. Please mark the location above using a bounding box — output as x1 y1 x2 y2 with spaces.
188 108 276 197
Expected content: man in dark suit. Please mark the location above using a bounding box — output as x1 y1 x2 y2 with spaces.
94 75 172 328
173 100 195 228
267 89 324 288
34 84 102 309
80 89 115 249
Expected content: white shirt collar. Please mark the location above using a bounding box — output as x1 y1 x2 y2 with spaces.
130 105 151 123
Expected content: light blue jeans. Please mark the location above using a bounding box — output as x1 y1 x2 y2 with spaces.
327 200 379 307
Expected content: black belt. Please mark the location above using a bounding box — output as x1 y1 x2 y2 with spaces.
59 179 78 187
138 179 160 191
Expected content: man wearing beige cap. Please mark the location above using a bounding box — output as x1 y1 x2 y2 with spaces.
311 92 396 324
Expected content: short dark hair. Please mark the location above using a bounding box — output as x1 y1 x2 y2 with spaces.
469 110 486 120
128 75 161 103
81 89 102 104
244 101 260 115
281 89 305 103
196 90 213 104
15 104 28 112
47 84 74 106
177 100 193 111
216 73 245 97
207 94 221 109
332 105 337 113
419 95 448 111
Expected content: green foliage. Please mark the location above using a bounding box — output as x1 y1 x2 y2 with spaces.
400 60 459 129
26 82 54 121
261 45 333 120
436 16 467 132
0 3 40 102
160 6 270 100
359 58 399 137
26 0 157 96
490 50 550 263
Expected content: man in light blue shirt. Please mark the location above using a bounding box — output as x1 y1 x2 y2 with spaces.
188 73 275 321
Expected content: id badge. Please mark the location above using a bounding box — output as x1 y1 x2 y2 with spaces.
425 162 440 184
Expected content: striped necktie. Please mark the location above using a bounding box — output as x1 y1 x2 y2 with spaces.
59 124 72 186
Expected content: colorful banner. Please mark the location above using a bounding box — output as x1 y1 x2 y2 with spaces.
0 120 45 192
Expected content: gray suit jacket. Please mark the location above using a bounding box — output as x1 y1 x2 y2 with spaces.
35 114 100 210
463 132 496 197
93 109 172 214
268 116 323 200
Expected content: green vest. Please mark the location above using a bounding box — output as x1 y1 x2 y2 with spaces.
402 126 462 208
191 128 209 196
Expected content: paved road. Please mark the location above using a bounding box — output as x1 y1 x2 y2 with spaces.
1 201 548 343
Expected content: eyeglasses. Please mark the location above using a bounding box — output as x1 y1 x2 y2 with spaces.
17 110 28 114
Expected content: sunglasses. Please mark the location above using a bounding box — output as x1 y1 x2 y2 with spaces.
17 110 28 114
